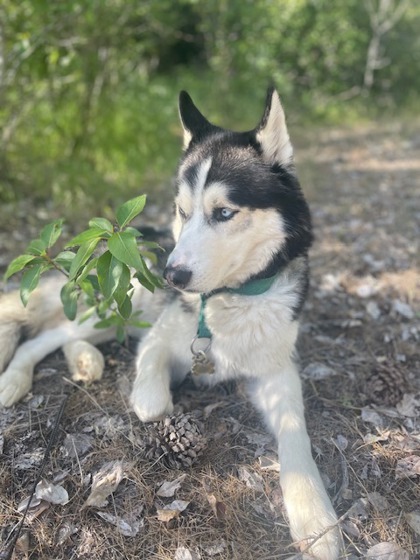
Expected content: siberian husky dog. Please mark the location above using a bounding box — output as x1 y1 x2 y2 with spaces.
0 89 342 559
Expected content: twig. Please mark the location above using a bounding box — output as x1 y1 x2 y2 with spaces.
62 376 108 414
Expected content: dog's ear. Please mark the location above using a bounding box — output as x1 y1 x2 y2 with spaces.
179 91 217 150
255 88 293 166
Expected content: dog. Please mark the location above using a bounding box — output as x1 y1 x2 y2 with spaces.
0 89 342 559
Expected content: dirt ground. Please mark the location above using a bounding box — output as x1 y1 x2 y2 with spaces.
0 120 419 560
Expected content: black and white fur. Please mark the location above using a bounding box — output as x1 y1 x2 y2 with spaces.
0 89 342 559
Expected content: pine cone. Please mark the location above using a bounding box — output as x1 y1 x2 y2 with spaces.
366 364 407 406
143 412 207 468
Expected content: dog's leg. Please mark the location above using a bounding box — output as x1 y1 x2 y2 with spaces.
130 298 194 422
0 317 114 407
0 276 68 373
250 363 342 560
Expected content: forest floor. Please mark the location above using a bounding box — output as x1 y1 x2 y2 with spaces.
0 119 419 560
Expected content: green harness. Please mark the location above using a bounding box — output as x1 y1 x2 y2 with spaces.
197 274 279 339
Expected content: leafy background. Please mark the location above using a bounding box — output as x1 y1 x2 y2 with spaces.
1 0 419 217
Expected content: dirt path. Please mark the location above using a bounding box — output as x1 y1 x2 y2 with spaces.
0 122 419 559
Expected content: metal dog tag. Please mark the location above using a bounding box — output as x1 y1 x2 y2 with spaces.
191 350 215 375
190 336 215 376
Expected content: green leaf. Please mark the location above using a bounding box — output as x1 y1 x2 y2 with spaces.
141 250 158 266
66 227 110 248
78 276 97 300
117 294 132 319
115 195 146 229
135 262 163 292
88 217 113 233
134 271 156 293
26 238 47 256
129 319 151 329
4 254 37 280
96 251 125 300
69 238 100 280
140 240 163 250
78 306 96 324
40 219 63 248
20 264 45 306
124 226 143 238
54 250 75 271
76 257 99 283
60 281 79 320
116 324 126 344
108 231 143 271
94 317 116 329
113 265 131 307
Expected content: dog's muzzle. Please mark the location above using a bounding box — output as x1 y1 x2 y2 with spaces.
163 265 192 290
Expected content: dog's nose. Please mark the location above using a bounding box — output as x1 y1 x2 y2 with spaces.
163 266 192 289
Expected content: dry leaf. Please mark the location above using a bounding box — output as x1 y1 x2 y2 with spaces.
396 393 420 417
156 499 190 522
174 547 201 560
238 466 264 492
63 433 94 459
206 493 227 519
156 474 186 498
405 510 420 536
361 407 384 428
35 478 69 505
203 540 227 556
395 455 420 479
83 460 126 508
15 531 30 555
96 511 144 537
366 492 390 512
258 454 280 472
55 522 77 546
156 508 179 522
334 434 348 451
392 299 414 319
302 362 336 380
17 496 42 512
366 541 409 560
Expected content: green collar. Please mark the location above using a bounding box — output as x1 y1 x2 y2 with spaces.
197 274 278 339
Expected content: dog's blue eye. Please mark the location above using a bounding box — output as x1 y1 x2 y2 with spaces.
178 207 188 220
213 208 236 222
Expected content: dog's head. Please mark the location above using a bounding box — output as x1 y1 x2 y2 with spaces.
164 89 313 293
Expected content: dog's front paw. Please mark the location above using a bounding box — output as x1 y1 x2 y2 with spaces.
0 366 33 407
63 340 104 384
130 376 174 422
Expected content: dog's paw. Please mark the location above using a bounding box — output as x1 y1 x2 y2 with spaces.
63 340 104 384
130 376 174 422
0 366 33 407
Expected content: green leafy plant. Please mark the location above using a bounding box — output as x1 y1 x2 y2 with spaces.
4 195 163 342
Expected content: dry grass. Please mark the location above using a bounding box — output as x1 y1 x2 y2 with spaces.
1 120 419 559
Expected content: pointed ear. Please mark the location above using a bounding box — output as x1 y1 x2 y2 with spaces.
179 91 217 150
255 88 293 166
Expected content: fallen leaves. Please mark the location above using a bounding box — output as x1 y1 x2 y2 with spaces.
156 499 190 522
395 455 420 480
156 474 186 498
96 510 144 537
83 460 127 508
366 541 409 560
35 478 69 505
